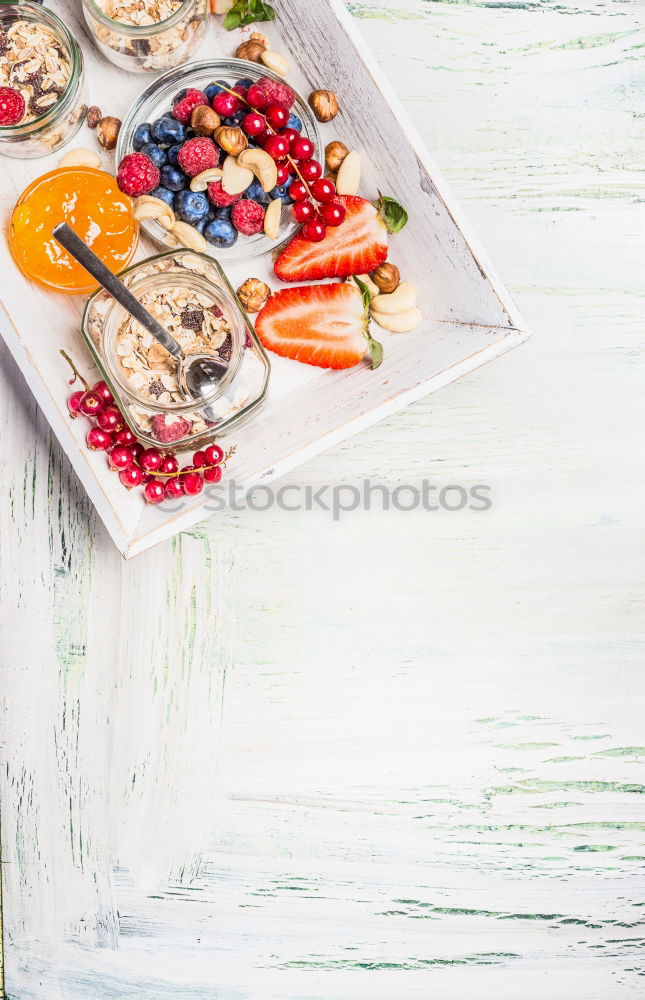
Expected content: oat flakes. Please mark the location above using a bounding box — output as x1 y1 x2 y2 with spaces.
0 20 71 123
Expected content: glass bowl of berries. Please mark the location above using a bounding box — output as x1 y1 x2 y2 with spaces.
116 58 322 262
0 3 87 158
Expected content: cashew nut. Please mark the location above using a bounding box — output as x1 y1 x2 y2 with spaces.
264 198 282 240
170 220 208 252
221 155 254 196
58 147 101 169
370 306 423 333
133 196 175 230
260 50 290 77
369 281 417 315
190 167 223 191
352 273 380 297
335 150 361 196
237 147 278 193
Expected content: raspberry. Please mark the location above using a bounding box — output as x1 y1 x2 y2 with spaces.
151 414 192 444
177 137 220 178
116 152 160 197
231 199 265 236
172 88 208 124
0 86 25 126
206 179 242 208
256 76 296 110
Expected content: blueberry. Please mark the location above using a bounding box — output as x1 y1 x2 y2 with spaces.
204 80 229 102
160 164 187 192
149 185 175 208
172 88 190 105
204 218 238 249
246 179 270 205
222 111 246 127
151 115 186 146
140 142 167 168
287 113 302 132
214 205 232 221
174 189 210 225
235 77 254 90
133 122 152 151
193 217 209 235
167 143 182 166
269 184 293 204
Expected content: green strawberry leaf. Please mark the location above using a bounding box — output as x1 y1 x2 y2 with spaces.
353 275 372 313
366 332 384 370
374 192 409 234
223 0 275 29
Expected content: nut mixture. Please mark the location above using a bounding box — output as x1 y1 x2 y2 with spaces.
0 20 71 123
95 0 184 26
115 284 232 403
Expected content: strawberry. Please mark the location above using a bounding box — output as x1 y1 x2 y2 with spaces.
274 196 389 283
255 281 382 371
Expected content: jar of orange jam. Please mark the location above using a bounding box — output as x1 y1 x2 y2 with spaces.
9 168 139 294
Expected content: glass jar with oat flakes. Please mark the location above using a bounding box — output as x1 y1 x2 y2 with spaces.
82 0 209 73
82 249 270 449
0 3 87 158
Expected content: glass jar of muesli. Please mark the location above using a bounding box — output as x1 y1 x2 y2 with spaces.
0 3 87 158
82 0 208 73
82 249 270 449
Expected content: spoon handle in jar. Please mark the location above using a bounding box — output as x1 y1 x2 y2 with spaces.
52 223 184 359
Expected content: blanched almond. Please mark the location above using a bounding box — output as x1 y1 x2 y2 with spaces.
221 155 254 195
58 147 100 169
264 198 282 240
260 50 290 77
335 150 361 196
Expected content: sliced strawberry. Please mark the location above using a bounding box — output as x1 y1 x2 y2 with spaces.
274 195 388 283
255 281 382 370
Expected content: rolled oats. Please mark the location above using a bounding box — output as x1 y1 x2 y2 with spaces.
0 20 71 124
87 0 208 73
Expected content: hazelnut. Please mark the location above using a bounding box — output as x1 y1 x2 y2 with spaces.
191 104 220 136
96 116 121 150
235 40 266 62
308 89 339 123
86 105 102 129
370 262 400 295
237 278 271 314
214 125 248 156
325 140 349 173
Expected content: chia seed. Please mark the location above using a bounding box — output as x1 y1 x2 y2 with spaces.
181 307 204 331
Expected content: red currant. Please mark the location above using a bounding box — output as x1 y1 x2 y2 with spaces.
160 454 179 475
320 200 346 226
182 470 204 496
144 480 165 504
140 448 163 472
311 177 336 203
204 443 225 465
131 441 144 460
119 466 144 489
264 134 290 160
108 445 134 471
291 136 314 161
115 426 136 446
97 405 124 433
275 161 290 185
289 179 309 202
265 104 289 129
86 426 113 451
213 92 242 116
299 159 322 182
92 380 114 406
79 390 104 417
68 390 84 418
302 219 327 242
292 200 316 223
192 449 207 468
164 477 185 499
203 465 223 484
232 84 248 100
279 127 300 146
242 112 266 136
247 84 268 109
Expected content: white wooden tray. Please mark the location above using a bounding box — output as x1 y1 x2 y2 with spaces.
0 0 529 558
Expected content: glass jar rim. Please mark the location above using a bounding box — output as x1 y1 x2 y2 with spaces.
102 268 245 413
84 0 194 36
0 3 83 137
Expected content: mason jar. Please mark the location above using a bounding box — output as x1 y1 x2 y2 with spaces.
0 3 87 158
81 249 270 449
81 0 209 73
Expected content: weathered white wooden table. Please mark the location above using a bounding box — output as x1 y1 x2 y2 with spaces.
1 0 644 997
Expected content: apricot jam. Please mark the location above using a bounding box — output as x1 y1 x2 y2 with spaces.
10 168 139 294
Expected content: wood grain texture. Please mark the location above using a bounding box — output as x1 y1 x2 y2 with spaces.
1 0 644 997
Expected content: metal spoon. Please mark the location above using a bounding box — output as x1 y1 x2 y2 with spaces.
52 223 228 403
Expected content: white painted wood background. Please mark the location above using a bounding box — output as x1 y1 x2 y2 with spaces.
1 0 644 997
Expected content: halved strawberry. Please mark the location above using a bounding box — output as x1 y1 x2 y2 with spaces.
255 281 382 370
274 195 389 283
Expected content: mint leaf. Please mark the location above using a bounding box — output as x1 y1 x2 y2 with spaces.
374 192 409 234
223 0 275 29
353 275 371 313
